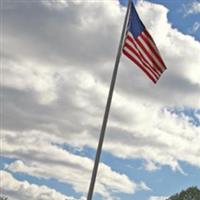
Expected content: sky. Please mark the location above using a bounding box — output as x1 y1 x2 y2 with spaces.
0 0 200 200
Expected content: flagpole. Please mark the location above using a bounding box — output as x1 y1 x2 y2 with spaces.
86 1 132 200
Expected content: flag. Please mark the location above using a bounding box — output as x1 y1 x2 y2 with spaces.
122 2 166 83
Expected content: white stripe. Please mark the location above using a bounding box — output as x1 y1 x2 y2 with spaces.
142 32 166 70
127 32 158 72
126 32 161 76
141 32 159 54
127 32 154 66
127 31 134 39
126 32 161 78
138 36 165 71
123 46 143 66
125 39 161 78
124 46 159 81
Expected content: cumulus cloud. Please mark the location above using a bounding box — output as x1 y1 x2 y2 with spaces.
183 1 200 16
2 0 200 107
1 170 81 200
1 0 200 199
41 0 69 9
149 196 167 200
101 100 200 172
1 0 200 160
190 22 200 34
2 130 143 199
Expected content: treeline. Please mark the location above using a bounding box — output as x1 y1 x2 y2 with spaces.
0 197 8 200
167 187 200 200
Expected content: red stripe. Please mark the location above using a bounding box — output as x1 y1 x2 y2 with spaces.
125 37 161 77
135 37 163 73
127 34 163 73
123 48 157 83
126 35 135 46
124 42 160 79
144 30 155 45
142 31 166 69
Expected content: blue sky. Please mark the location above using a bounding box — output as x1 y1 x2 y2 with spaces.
1 0 200 200
120 0 200 41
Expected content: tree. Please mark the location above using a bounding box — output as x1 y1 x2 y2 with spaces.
0 197 8 200
167 187 200 200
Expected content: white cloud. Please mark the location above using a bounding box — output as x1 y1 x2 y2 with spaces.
149 196 167 200
194 110 200 121
143 160 161 171
191 22 200 34
1 0 199 167
2 0 200 106
41 0 69 9
1 61 58 104
184 1 200 15
137 181 151 191
101 98 200 171
1 170 81 200
192 1 200 13
1 0 200 198
2 130 142 199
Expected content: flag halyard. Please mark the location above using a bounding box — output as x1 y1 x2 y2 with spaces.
123 2 166 83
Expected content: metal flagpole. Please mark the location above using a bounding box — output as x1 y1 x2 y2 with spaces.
86 0 132 200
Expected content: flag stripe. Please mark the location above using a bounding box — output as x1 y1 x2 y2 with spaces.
124 41 160 79
143 30 164 60
127 32 163 76
142 31 165 68
123 47 157 83
125 34 161 77
124 43 160 80
122 2 166 83
126 33 157 73
143 30 159 50
123 48 157 83
141 31 166 70
137 36 164 73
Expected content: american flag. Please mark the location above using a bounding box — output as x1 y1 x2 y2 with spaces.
122 2 166 83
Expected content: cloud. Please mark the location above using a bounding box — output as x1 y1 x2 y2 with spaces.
149 196 167 200
137 181 151 191
1 0 200 198
1 0 123 69
1 61 58 104
1 170 82 200
41 0 69 9
2 130 143 199
183 1 200 16
101 102 200 172
1 0 200 167
190 22 200 34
